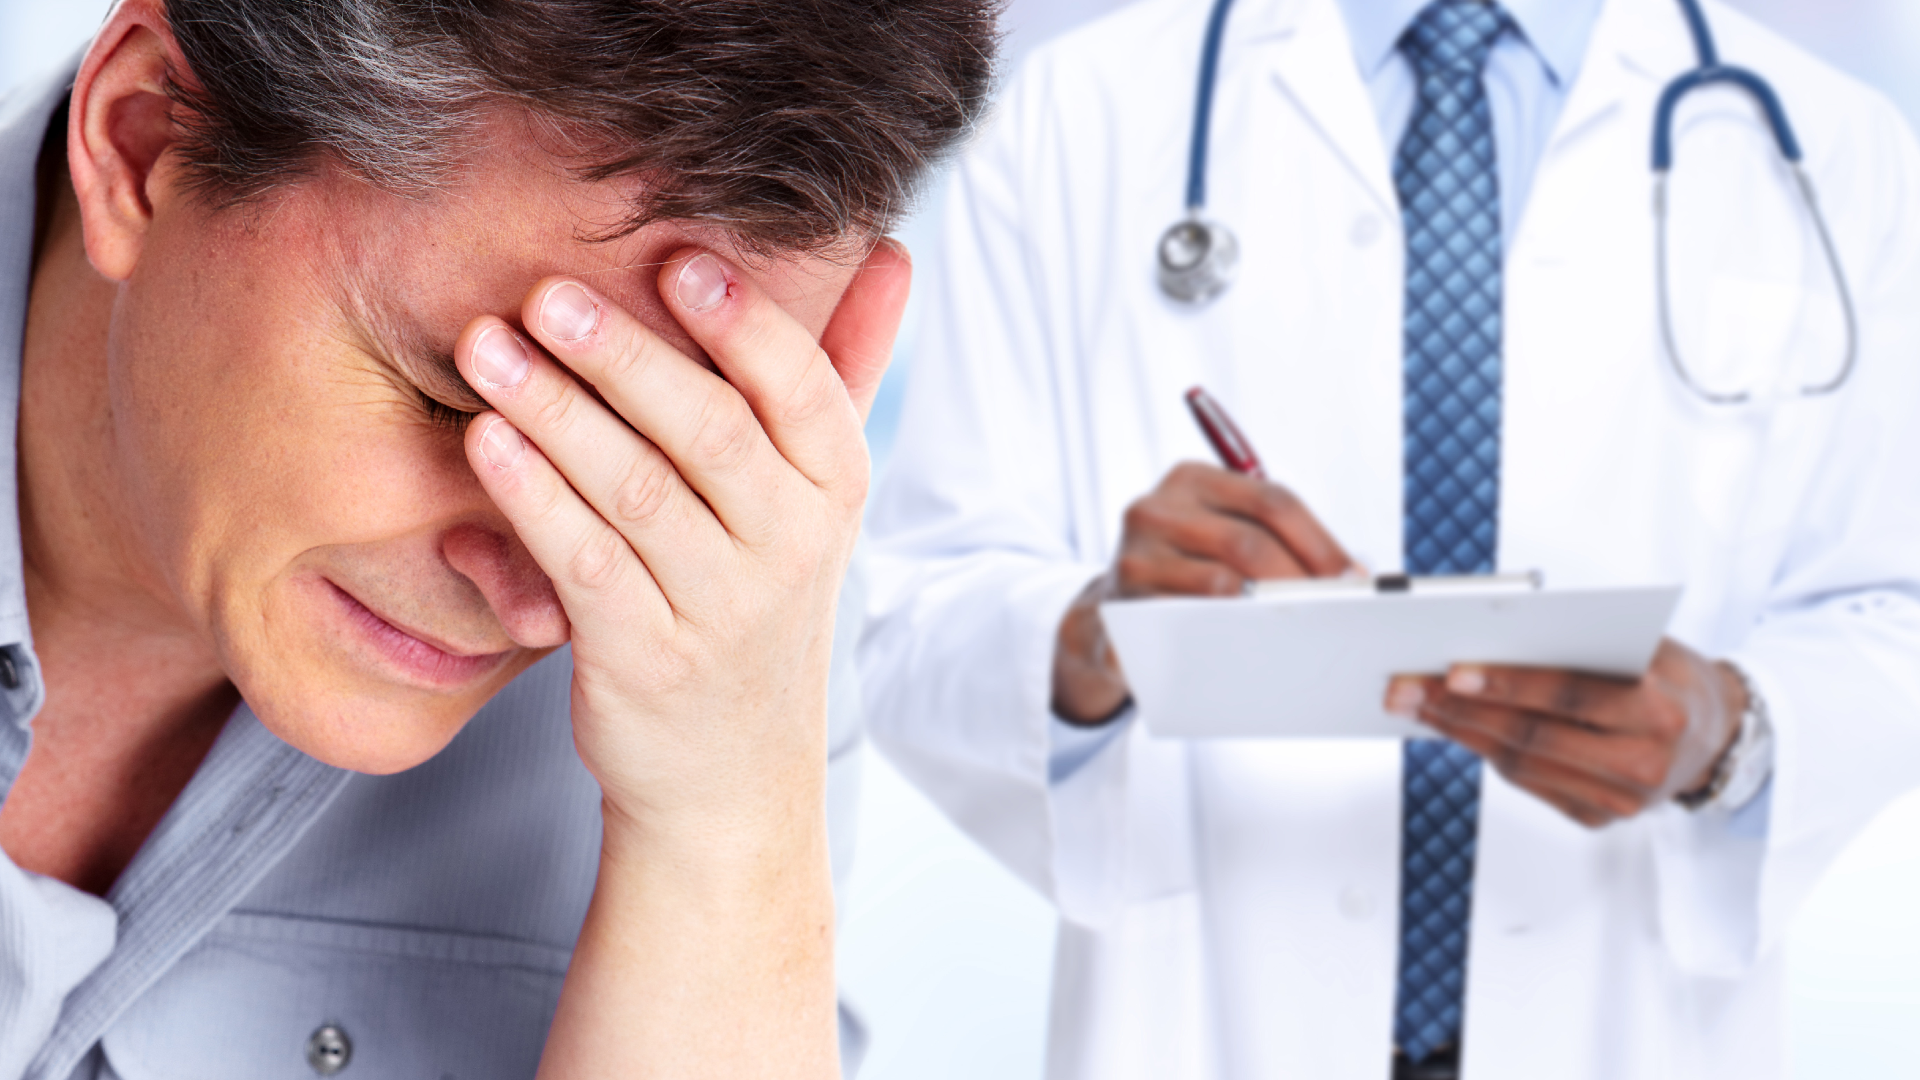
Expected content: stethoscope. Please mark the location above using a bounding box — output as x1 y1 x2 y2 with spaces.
1157 0 1857 405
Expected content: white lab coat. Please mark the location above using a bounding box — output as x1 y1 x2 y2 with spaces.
860 0 1920 1076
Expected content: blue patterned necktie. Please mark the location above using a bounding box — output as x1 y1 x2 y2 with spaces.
1393 0 1509 1064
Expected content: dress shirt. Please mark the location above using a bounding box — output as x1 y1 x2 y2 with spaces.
1339 0 1607 250
0 62 870 1080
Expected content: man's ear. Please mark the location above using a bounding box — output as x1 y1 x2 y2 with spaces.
67 1 190 283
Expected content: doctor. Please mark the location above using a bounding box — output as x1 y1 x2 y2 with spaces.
860 0 1920 1077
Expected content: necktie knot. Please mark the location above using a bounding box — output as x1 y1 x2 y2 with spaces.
1402 0 1511 80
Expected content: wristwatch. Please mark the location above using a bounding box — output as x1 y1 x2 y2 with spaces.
1676 665 1775 812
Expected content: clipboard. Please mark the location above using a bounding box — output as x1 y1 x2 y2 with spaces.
1099 577 1682 739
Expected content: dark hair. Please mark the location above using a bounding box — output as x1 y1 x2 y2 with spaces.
162 0 999 251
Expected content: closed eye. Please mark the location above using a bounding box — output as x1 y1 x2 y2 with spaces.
417 389 482 434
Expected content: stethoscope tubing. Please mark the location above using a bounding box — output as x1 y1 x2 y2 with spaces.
1184 0 1239 212
1652 0 1856 403
1162 0 1857 404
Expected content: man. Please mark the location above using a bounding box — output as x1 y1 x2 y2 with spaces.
0 1 993 1076
862 0 1920 1077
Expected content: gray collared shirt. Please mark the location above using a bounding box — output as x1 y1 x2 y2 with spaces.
0 64 869 1080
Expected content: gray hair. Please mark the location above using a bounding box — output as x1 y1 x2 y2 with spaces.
163 0 1000 250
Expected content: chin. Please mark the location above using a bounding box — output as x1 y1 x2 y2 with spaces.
231 647 543 776
214 569 550 773
257 684 484 774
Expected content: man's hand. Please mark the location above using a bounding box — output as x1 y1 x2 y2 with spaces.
1386 639 1748 828
454 241 908 1080
455 246 899 834
1054 463 1354 723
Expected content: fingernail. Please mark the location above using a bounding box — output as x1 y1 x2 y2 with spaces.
1386 680 1425 716
541 282 599 341
480 418 525 469
675 254 730 312
471 327 530 389
1448 667 1487 695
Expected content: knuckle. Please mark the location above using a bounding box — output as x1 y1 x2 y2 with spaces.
1259 483 1301 516
1551 680 1588 716
1207 566 1242 596
1226 528 1266 571
611 455 678 530
1653 701 1689 741
1122 500 1154 534
1624 755 1667 792
1480 670 1512 699
772 349 841 429
1602 791 1645 821
686 396 759 475
1125 500 1174 539
527 378 581 436
1513 713 1543 751
566 527 631 593
593 323 658 386
516 466 571 524
1492 742 1524 778
1115 552 1157 588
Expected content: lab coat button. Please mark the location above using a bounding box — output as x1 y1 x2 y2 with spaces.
306 1024 352 1075
1350 216 1382 247
1339 886 1375 920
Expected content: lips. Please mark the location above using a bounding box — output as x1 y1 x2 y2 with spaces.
325 580 510 688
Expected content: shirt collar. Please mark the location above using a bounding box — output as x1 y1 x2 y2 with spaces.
1337 0 1609 90
0 64 81 757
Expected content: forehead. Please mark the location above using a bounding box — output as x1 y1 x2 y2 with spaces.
277 138 861 361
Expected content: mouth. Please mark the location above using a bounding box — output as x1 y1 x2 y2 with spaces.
324 580 512 689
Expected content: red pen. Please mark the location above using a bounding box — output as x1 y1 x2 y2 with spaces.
1185 386 1266 479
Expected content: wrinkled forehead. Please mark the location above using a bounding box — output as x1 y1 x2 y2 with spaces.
268 142 863 371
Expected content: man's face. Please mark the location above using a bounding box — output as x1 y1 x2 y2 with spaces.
108 133 860 774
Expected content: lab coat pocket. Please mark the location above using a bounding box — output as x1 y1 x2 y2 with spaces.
1688 278 1845 402
101 912 570 1080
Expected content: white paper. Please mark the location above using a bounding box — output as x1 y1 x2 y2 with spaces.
1101 584 1682 739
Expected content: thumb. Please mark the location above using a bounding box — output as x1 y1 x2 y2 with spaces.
819 237 911 424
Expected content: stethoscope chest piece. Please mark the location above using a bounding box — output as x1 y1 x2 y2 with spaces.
1158 217 1240 304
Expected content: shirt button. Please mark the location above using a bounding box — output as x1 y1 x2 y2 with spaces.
0 648 19 691
1350 215 1383 248
306 1024 352 1075
1339 886 1376 920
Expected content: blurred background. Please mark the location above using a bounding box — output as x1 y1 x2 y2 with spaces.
9 3 1917 1078
853 4 1920 1079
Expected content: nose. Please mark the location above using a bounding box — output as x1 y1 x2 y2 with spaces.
441 523 570 648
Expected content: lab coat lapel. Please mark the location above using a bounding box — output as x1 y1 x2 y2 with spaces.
1259 0 1398 218
1539 0 1694 165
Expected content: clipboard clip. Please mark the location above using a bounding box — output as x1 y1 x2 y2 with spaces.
1372 571 1543 595
1249 571 1544 599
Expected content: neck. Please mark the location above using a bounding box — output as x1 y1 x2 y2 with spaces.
0 145 234 895
20 145 228 694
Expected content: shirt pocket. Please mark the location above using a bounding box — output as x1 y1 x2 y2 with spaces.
101 912 571 1080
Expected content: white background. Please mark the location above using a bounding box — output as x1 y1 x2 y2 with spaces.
10 3 1918 1078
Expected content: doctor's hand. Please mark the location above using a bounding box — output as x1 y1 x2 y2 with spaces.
1053 462 1355 724
1385 640 1748 828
